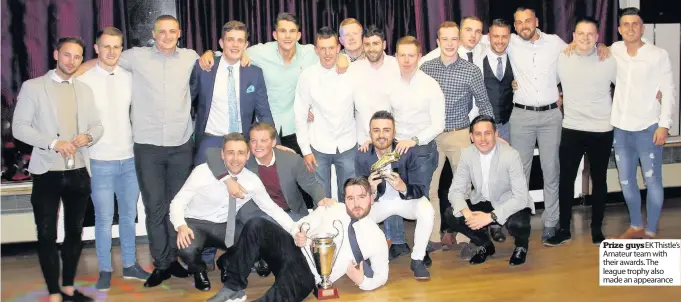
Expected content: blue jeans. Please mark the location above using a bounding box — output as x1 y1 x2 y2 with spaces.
613 124 664 234
384 141 438 245
91 158 140 272
311 146 357 202
497 122 511 143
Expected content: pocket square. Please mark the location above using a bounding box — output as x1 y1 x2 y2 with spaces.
246 85 255 93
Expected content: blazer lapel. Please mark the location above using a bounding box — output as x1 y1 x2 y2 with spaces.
471 149 483 193
43 76 60 129
488 143 501 200
206 56 221 108
272 150 291 199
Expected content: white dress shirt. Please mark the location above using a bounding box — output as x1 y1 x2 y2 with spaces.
169 164 294 232
77 64 134 160
479 146 496 201
483 30 566 107
294 62 357 156
610 41 677 131
389 70 445 144
206 57 241 136
289 203 388 291
352 55 401 144
486 49 508 79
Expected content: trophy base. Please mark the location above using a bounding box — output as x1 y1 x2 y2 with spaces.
313 286 339 300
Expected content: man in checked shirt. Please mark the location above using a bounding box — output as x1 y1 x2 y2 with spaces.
420 21 494 253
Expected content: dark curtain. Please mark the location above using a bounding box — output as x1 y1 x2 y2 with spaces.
177 0 619 56
1 0 129 182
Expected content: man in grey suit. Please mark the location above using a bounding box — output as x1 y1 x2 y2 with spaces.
12 37 102 302
444 115 534 266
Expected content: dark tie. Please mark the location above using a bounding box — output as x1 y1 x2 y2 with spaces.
348 219 374 278
224 176 238 247
467 52 473 63
496 57 504 81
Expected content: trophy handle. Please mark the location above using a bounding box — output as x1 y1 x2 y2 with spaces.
300 222 310 236
299 222 317 273
330 219 344 270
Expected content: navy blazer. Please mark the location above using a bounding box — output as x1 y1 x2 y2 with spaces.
191 55 274 147
355 142 428 201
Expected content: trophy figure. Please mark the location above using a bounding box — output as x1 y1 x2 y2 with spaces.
371 150 400 178
300 220 344 300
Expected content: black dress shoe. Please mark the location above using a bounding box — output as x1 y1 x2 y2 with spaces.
168 261 190 278
388 243 411 260
423 252 432 267
193 270 211 291
144 268 171 287
469 244 495 265
255 259 271 277
490 226 506 242
219 265 228 284
509 247 527 266
592 229 606 245
61 289 93 302
544 229 571 247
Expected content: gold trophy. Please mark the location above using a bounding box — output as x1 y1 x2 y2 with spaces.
300 220 344 300
371 150 400 178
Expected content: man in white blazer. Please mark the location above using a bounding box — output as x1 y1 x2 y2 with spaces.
444 115 534 266
12 37 102 302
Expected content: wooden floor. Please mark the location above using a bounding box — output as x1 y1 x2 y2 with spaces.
2 200 681 302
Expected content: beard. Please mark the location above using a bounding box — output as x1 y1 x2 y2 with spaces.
519 28 536 41
366 51 383 63
347 203 372 220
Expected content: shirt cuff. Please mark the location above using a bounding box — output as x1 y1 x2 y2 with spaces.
49 139 58 150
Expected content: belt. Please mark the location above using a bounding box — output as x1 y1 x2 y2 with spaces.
514 102 558 112
443 126 468 133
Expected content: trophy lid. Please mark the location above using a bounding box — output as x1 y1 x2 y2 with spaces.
310 232 336 240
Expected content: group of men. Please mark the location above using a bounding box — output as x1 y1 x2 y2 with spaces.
11 5 675 302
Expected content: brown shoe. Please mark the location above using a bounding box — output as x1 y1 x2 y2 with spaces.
614 227 645 239
643 232 656 239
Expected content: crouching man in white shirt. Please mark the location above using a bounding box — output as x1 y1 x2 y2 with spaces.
169 133 294 293
208 177 389 302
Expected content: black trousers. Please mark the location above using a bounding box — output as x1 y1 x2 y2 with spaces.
31 168 91 294
222 217 315 302
279 132 302 156
444 201 532 249
133 139 193 270
558 128 613 231
177 218 228 273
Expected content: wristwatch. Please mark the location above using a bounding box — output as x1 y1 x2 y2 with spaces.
491 212 498 223
411 136 419 145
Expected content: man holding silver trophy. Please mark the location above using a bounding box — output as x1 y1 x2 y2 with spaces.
213 177 389 301
355 111 435 280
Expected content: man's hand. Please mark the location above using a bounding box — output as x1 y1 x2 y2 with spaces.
653 127 669 146
307 109 314 122
54 141 76 156
358 140 371 152
177 225 195 249
317 197 336 208
368 170 382 194
274 145 296 153
71 134 90 148
657 90 663 104
557 94 563 107
240 52 251 67
199 50 215 71
395 139 416 154
303 154 318 173
465 212 493 230
224 177 247 199
336 55 349 74
511 80 518 91
345 261 365 285
563 42 577 56
596 43 610 60
295 231 308 247
460 208 473 220
385 172 407 193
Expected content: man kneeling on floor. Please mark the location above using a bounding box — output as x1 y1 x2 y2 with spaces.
208 177 389 302
444 115 534 266
169 133 294 291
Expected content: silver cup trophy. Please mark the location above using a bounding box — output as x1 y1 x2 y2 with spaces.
300 220 344 300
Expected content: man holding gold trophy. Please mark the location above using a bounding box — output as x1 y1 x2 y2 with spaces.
214 177 389 301
355 111 435 280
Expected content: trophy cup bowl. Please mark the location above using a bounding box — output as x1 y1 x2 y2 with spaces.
300 220 344 300
371 150 400 178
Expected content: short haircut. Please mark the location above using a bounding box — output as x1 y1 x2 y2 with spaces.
461 16 483 26
619 7 642 22
155 14 179 25
515 7 537 16
315 26 338 44
344 177 371 195
490 19 512 31
55 36 85 52
437 21 459 38
222 20 249 40
96 27 124 44
469 115 497 133
222 132 248 148
575 16 600 30
396 35 420 53
363 25 385 41
249 122 277 140
274 12 300 30
369 110 395 127
340 18 363 34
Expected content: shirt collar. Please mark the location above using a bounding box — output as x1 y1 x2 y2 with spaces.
50 69 73 84
255 151 276 167
486 49 506 61
220 55 241 70
153 44 179 56
94 62 120 75
478 143 498 158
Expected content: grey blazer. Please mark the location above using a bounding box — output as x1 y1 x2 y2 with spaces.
12 73 103 175
448 141 535 225
206 148 326 218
